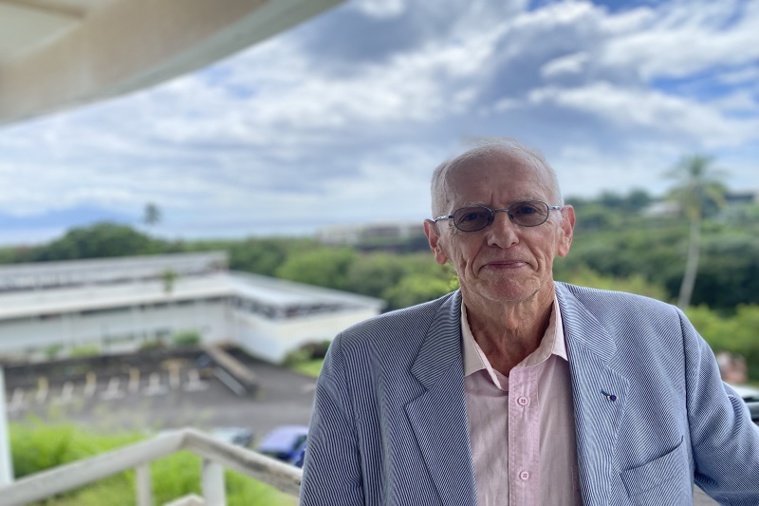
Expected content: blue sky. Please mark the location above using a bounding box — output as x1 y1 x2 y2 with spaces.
0 0 757 245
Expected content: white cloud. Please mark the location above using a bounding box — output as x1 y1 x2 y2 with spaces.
600 0 759 80
0 0 757 241
351 0 407 19
541 52 590 78
528 81 759 147
711 90 759 114
555 140 685 198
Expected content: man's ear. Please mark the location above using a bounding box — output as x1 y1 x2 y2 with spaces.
424 219 449 265
557 205 575 258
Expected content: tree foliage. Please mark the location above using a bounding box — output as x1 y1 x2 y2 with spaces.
276 248 358 291
685 304 759 381
31 222 158 261
228 238 314 277
664 155 728 308
143 203 161 226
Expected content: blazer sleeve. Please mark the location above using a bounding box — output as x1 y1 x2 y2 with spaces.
300 333 366 506
682 309 759 505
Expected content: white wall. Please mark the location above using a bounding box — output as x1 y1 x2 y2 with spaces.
0 296 380 363
228 307 378 363
0 299 229 356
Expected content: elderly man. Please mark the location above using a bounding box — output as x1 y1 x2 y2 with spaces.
300 140 759 505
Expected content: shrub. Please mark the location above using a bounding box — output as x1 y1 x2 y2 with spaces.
69 345 101 358
171 330 202 347
9 421 295 505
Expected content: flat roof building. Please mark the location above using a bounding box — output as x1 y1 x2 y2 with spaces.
0 252 384 363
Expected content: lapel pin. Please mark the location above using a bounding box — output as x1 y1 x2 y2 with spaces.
601 390 617 402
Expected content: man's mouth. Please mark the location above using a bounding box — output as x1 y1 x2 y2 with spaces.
482 259 527 269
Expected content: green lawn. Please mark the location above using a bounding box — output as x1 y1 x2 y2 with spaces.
292 359 324 378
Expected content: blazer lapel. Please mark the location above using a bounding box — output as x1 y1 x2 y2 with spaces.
556 284 630 506
405 291 477 506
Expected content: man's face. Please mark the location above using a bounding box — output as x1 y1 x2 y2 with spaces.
424 151 575 307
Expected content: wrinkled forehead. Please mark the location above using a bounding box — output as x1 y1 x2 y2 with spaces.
442 150 555 205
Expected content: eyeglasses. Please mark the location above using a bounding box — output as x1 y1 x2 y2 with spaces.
434 200 562 232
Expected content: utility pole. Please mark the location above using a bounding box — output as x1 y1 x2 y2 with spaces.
0 366 14 485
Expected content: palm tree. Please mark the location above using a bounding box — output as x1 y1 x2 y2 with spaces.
161 269 178 296
143 203 161 227
665 155 727 309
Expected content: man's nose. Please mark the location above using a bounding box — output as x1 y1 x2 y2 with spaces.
492 209 513 224
485 210 519 248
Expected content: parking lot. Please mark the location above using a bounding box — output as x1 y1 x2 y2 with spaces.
2 348 317 442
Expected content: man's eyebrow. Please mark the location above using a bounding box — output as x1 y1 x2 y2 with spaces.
455 201 487 208
453 197 543 208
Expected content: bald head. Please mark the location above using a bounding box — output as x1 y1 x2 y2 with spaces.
430 139 563 217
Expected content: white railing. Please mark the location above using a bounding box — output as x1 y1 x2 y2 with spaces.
0 427 302 506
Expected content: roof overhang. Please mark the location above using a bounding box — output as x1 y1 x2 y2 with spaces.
0 0 343 126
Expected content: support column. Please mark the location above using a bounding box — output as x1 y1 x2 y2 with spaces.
0 366 15 485
201 458 226 506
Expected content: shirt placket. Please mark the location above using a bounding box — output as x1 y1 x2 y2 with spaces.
508 365 540 506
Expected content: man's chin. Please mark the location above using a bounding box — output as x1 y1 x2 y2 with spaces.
468 278 554 305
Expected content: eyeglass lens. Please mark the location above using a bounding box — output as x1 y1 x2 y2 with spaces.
452 201 549 231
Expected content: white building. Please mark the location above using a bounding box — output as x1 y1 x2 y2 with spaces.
317 221 425 246
0 252 384 363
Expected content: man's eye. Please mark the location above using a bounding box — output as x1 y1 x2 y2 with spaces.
459 209 488 222
514 204 538 215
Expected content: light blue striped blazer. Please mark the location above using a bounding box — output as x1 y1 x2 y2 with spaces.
300 283 759 505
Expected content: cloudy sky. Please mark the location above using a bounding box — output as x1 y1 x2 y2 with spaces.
0 0 757 245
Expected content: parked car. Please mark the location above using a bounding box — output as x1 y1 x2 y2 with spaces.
290 441 307 468
256 425 308 463
209 426 255 447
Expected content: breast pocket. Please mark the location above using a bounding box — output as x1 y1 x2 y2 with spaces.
619 436 691 505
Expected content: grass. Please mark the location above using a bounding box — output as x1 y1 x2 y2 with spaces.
9 419 297 505
291 359 324 378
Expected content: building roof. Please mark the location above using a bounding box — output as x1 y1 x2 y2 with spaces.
0 253 384 320
0 251 227 291
228 271 384 310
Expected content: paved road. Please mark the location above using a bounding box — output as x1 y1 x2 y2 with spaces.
3 353 316 442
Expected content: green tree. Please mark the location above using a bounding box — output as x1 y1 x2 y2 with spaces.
665 155 727 309
161 269 178 295
143 202 161 226
383 274 455 310
556 266 669 302
229 238 315 276
345 253 409 299
31 222 158 261
275 248 357 290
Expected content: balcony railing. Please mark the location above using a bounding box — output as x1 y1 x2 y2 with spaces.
0 427 301 506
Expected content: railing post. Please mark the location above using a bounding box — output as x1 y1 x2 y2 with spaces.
0 366 14 486
201 458 226 506
135 463 153 506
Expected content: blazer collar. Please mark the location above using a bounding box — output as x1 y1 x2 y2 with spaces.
410 290 463 389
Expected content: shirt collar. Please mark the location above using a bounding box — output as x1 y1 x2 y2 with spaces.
461 295 568 378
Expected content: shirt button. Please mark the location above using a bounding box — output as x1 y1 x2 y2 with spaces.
519 471 530 481
517 396 529 406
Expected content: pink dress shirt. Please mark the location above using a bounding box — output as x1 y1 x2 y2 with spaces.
462 298 582 506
